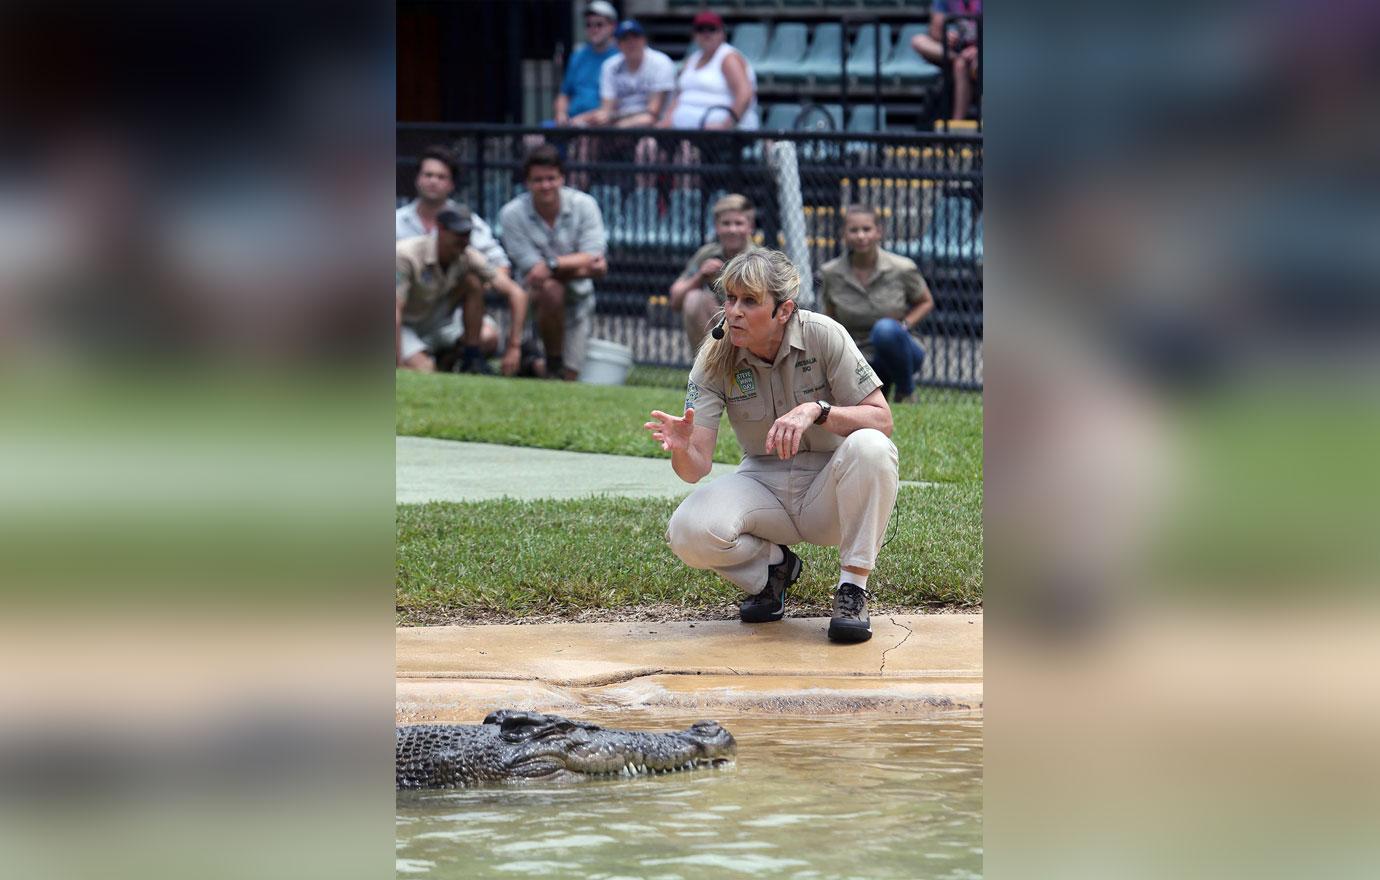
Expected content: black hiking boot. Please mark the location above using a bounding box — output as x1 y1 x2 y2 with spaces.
739 545 801 623
828 582 873 643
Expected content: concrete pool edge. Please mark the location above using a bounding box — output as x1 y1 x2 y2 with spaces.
397 614 982 721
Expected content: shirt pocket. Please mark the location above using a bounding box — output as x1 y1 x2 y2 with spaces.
726 394 767 423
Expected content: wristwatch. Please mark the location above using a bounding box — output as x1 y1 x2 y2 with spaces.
545 256 560 273
814 400 831 424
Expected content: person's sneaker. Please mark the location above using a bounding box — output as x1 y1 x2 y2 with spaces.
828 582 873 643
739 545 801 623
464 356 494 376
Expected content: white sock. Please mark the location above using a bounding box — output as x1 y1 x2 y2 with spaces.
768 544 784 566
842 570 868 589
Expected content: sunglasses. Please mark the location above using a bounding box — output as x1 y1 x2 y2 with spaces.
693 25 721 34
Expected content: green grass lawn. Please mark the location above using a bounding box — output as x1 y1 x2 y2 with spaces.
396 485 982 623
396 370 982 485
396 370 983 621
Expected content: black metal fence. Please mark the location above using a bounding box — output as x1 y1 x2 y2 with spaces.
398 123 982 391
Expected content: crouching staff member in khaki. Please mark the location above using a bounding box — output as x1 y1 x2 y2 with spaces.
643 250 899 643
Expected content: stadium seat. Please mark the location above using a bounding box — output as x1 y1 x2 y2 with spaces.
591 184 625 247
793 23 844 85
848 104 886 132
667 189 705 250
846 23 892 83
796 103 844 132
704 189 729 240
922 194 981 265
882 24 942 85
624 187 664 249
730 22 770 70
761 103 804 133
795 103 844 162
753 23 809 84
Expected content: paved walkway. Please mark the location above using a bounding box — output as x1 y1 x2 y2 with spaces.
397 436 932 504
397 437 740 503
397 615 982 722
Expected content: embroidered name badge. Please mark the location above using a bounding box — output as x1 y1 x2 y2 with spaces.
734 369 757 396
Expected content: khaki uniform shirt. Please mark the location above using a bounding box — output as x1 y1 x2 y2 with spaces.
686 309 882 459
818 248 931 358
395 234 496 330
678 241 761 287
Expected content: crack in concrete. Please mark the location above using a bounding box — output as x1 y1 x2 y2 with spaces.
879 616 915 675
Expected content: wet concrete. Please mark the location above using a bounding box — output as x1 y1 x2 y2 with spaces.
396 615 983 722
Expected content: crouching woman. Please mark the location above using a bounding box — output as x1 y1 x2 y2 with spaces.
643 250 899 643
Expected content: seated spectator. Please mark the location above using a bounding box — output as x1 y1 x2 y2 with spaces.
586 19 676 129
396 207 529 376
910 0 982 120
660 11 758 130
396 145 510 359
818 205 934 403
498 146 608 381
669 193 760 352
553 2 620 127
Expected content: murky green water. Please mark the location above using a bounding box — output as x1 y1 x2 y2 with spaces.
396 714 982 879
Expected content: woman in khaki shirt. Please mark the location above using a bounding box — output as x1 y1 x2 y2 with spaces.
819 205 934 403
644 250 899 643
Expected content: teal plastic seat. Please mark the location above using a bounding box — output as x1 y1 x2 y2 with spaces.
882 23 942 84
846 23 892 83
848 104 886 132
624 188 663 249
793 23 844 85
923 195 981 265
761 103 803 132
667 189 705 250
704 189 729 240
591 184 626 247
795 103 843 132
730 23 770 69
753 23 809 84
796 103 844 161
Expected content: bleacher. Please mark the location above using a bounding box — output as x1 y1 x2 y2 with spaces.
636 2 967 131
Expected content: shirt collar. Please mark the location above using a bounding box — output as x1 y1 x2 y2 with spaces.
526 189 569 224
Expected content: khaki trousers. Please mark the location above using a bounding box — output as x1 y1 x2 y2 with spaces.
666 429 900 595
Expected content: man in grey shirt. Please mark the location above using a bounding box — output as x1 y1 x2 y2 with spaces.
498 145 608 381
396 145 509 361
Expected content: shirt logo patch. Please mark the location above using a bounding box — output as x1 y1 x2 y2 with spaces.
727 369 758 403
421 268 435 285
684 380 700 412
734 369 757 396
855 359 877 387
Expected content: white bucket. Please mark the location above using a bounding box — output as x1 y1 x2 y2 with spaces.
579 338 633 386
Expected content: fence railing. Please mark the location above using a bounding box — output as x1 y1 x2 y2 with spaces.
398 124 982 391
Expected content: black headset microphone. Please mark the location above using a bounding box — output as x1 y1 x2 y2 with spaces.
711 301 782 341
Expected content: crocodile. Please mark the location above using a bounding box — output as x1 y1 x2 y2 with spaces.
396 710 736 789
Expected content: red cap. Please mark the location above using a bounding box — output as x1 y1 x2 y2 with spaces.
692 11 724 29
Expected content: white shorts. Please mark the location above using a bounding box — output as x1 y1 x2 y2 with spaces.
401 310 502 362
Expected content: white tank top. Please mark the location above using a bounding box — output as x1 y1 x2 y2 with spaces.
671 42 759 130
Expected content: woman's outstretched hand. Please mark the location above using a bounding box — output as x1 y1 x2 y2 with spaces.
644 407 696 452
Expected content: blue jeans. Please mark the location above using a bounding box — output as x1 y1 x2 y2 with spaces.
868 318 925 399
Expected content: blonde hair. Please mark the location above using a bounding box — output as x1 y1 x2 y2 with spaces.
712 193 754 222
693 249 801 385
